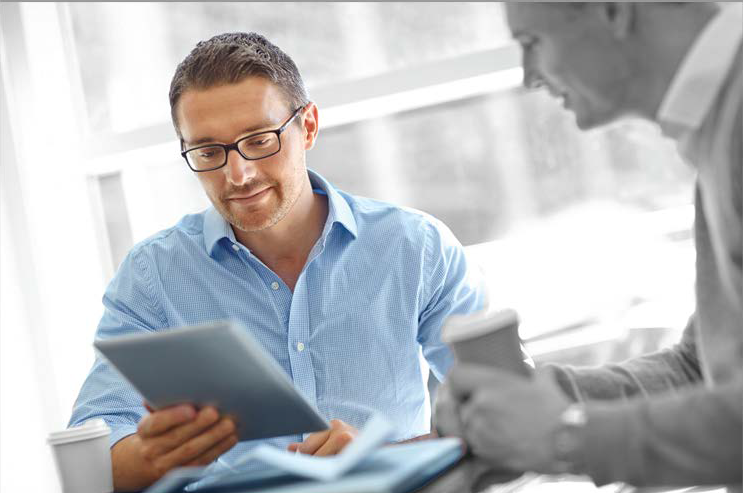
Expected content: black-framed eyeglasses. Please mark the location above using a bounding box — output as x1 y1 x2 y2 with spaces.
181 106 303 172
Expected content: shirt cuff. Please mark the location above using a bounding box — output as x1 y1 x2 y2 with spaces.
581 400 644 486
108 424 138 449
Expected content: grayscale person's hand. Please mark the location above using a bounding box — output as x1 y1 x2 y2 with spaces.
111 404 239 491
436 364 571 473
432 380 467 440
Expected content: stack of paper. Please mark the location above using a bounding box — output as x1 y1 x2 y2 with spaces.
146 414 463 493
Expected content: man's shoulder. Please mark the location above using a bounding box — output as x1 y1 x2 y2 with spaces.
339 190 446 235
128 210 208 258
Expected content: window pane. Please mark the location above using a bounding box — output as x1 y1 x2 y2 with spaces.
69 2 510 134
309 88 693 246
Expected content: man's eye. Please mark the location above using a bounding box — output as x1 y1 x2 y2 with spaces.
199 150 216 158
249 138 270 147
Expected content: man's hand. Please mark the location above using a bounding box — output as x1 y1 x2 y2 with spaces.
432 380 466 439
286 419 358 456
434 364 571 473
111 404 238 491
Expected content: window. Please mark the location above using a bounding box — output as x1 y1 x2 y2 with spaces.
68 2 695 354
65 2 692 259
69 3 511 134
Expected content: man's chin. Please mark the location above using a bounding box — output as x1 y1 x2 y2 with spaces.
214 203 272 233
571 102 623 131
230 214 280 233
574 117 596 131
573 110 608 131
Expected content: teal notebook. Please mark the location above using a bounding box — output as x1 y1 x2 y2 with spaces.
145 438 463 493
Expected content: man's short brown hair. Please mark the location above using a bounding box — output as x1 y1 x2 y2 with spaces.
169 32 309 138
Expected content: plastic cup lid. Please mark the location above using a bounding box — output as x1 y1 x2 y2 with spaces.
47 418 111 445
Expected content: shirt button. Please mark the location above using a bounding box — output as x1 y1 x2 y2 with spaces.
297 342 305 352
231 244 239 252
271 281 280 290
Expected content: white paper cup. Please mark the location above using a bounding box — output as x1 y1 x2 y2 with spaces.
442 308 532 377
48 419 113 493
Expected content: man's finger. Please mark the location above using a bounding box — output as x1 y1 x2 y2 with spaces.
160 415 237 467
313 429 354 456
146 407 222 456
186 432 239 467
459 389 499 430
448 364 524 399
433 384 464 438
296 429 331 455
138 404 197 437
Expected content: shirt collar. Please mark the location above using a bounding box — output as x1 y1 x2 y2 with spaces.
203 169 358 257
307 168 359 241
204 206 237 256
657 3 743 136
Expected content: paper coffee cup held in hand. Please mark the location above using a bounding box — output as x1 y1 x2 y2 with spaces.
47 418 113 493
442 308 532 377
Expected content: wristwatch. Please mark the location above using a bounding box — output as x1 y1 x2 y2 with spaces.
552 403 588 474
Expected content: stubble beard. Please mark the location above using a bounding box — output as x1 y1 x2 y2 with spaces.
215 174 303 234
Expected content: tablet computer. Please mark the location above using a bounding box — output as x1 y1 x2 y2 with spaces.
94 320 329 441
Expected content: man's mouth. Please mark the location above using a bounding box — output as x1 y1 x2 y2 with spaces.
226 187 271 203
548 87 569 107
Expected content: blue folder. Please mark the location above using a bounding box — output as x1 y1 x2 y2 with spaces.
145 438 463 493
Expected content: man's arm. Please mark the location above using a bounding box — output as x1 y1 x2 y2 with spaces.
545 314 703 402
112 405 237 492
438 364 742 486
70 249 238 491
581 374 742 486
417 217 488 383
70 247 168 445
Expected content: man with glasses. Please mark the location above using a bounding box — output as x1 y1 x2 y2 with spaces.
437 2 741 488
70 32 484 491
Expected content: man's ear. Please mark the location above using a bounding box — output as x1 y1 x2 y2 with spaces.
301 102 319 151
601 2 634 39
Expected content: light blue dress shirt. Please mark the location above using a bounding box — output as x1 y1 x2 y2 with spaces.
69 169 485 469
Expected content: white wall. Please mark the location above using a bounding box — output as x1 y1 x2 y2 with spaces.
1 4 108 490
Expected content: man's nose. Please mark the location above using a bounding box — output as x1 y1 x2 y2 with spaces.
224 148 257 186
521 52 545 90
523 68 546 90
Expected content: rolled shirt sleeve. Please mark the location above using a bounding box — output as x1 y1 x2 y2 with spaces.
417 218 487 383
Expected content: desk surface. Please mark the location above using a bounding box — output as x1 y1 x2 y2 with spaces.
136 455 730 493
416 458 730 493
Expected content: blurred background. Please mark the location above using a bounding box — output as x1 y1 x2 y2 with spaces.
1 3 695 491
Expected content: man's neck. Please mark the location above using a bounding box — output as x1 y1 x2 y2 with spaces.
234 180 329 290
627 3 719 122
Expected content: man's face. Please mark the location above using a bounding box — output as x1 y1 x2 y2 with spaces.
506 3 632 129
177 77 308 233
